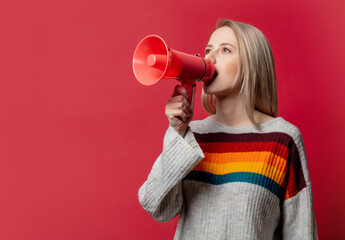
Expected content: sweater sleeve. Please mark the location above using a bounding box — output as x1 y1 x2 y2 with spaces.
138 125 204 222
281 129 318 239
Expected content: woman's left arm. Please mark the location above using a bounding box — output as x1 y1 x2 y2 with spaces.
281 129 318 239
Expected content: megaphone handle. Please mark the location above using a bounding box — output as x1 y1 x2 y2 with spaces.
181 81 196 105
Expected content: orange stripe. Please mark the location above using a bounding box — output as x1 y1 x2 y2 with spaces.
203 151 287 173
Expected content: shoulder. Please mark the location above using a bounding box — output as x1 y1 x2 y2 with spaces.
275 118 312 187
271 117 305 144
267 117 305 157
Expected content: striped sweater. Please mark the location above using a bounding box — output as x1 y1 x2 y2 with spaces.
138 116 318 239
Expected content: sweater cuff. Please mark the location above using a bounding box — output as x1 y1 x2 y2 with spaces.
165 125 205 164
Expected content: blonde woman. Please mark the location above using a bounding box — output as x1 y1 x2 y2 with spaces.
138 19 318 239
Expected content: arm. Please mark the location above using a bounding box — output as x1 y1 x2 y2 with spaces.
281 129 318 239
138 125 204 222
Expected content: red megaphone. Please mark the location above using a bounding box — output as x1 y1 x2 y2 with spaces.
132 35 216 104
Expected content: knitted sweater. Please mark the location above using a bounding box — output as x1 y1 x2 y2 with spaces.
138 116 318 240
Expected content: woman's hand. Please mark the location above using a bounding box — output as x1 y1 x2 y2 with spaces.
165 85 195 137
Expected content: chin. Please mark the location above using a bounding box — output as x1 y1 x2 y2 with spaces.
203 84 239 97
203 79 219 93
202 83 214 95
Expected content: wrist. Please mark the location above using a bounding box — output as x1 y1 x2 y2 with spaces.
174 126 188 138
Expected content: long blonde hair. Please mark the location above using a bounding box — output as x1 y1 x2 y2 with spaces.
201 19 278 129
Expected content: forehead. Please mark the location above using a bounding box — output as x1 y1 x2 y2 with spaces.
207 26 238 47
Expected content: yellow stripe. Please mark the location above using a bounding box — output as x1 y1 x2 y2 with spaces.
203 151 287 173
193 161 286 187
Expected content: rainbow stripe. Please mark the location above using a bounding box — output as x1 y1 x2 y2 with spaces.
183 132 306 200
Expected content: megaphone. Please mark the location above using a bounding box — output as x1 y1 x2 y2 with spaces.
132 35 216 104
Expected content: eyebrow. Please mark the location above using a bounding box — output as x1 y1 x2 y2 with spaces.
206 43 236 49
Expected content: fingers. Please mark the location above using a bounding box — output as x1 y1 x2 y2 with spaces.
167 95 192 113
166 99 191 121
171 86 192 111
166 108 190 122
165 85 193 123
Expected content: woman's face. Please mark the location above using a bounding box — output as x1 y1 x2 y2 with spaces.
203 26 239 96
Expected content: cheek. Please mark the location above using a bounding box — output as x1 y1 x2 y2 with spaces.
224 60 238 77
218 53 238 75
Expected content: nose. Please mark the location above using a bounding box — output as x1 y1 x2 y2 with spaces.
205 51 216 64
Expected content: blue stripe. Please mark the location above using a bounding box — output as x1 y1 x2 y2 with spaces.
184 171 284 199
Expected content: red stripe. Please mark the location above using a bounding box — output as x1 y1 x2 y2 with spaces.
198 141 289 160
284 143 307 200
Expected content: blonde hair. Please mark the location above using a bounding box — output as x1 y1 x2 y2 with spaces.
201 19 278 129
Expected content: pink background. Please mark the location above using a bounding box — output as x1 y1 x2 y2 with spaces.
1 0 344 239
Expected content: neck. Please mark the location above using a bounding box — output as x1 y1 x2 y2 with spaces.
213 93 253 127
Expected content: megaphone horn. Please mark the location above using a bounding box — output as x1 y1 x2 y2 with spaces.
132 35 216 104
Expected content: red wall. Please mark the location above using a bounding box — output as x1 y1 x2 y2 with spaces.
0 0 344 239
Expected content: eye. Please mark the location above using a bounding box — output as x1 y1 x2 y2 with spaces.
222 47 231 53
205 49 211 55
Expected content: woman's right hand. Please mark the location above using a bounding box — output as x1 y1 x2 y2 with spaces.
165 85 195 137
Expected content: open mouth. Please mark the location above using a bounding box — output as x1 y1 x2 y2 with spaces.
204 71 218 86
211 71 218 81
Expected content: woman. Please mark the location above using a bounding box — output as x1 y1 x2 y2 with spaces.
138 19 318 239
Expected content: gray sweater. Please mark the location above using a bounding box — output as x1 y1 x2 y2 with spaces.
138 116 318 239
